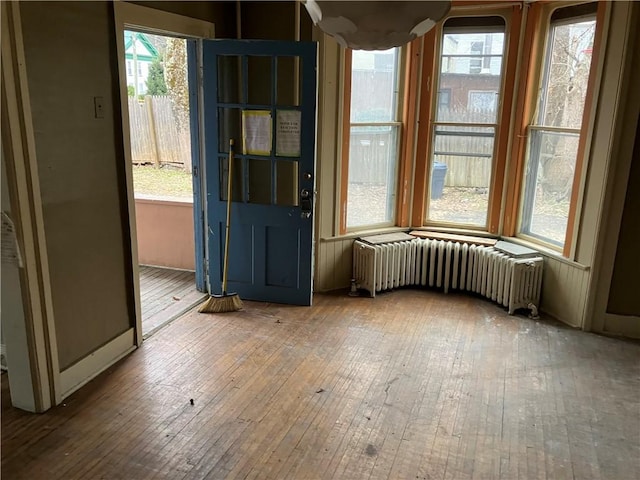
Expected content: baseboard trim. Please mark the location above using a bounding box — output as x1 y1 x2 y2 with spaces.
59 329 135 402
0 343 7 370
602 313 640 339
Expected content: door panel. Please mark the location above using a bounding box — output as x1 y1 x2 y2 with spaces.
203 40 317 305
265 226 300 288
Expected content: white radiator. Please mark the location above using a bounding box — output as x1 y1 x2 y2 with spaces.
353 238 543 315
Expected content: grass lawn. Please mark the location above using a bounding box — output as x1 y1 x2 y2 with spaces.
132 165 193 198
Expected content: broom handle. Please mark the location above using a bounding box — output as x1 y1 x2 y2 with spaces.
222 138 234 294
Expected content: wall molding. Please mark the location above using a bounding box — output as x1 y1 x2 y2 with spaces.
585 2 640 333
59 329 135 400
602 314 640 339
114 2 215 39
1 1 60 412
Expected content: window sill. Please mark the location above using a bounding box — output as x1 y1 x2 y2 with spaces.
321 225 407 242
413 225 497 239
501 235 590 271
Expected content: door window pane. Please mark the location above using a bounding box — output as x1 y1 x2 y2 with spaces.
220 155 243 202
276 56 301 106
346 126 399 228
217 55 243 104
248 56 272 105
248 158 271 204
275 160 299 206
218 108 242 154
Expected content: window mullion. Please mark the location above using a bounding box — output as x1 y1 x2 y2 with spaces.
529 125 581 134
351 122 402 127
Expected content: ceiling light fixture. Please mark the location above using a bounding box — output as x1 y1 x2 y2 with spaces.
303 0 451 51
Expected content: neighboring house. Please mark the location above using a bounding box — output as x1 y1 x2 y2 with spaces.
124 30 160 96
440 31 505 112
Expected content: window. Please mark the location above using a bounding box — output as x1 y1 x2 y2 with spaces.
344 48 402 229
137 62 143 75
336 3 603 253
470 41 483 73
127 60 132 76
427 17 506 227
468 91 498 111
519 4 597 248
438 88 451 108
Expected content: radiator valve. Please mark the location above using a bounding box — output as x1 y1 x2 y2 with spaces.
527 303 540 320
348 278 360 297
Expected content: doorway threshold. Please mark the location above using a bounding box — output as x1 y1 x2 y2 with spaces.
139 265 206 338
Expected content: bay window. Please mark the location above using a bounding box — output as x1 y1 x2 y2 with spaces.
335 2 604 259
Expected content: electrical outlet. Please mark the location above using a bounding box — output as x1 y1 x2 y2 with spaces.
94 96 104 118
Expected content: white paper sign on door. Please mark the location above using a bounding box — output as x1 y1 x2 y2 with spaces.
242 110 272 155
276 110 301 157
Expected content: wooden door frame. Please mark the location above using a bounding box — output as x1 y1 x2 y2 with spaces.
113 2 214 346
1 1 59 412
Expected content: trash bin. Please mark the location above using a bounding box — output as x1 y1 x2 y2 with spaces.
431 162 447 199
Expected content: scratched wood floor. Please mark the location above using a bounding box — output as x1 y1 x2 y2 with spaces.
2 290 639 479
139 265 206 337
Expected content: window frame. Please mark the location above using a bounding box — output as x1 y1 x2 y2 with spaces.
506 1 606 256
339 44 416 234
414 7 522 233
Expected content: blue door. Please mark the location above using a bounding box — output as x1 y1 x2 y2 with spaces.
203 40 317 305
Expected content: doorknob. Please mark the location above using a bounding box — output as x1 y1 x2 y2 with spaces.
300 188 312 218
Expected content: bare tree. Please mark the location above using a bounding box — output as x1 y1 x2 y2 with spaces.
538 21 595 201
164 37 189 131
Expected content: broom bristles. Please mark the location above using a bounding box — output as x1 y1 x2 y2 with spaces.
198 292 243 313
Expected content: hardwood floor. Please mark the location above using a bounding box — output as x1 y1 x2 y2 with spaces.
139 265 206 337
2 290 639 479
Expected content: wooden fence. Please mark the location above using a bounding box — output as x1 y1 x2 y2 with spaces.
434 107 494 188
348 129 397 185
128 96 192 171
348 107 497 188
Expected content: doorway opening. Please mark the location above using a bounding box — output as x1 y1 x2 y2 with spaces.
123 30 205 337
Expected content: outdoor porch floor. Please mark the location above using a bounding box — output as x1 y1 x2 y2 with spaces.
139 265 206 337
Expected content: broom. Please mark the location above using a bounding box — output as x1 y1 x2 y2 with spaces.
198 138 243 313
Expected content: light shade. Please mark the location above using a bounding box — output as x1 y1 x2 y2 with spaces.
303 0 451 51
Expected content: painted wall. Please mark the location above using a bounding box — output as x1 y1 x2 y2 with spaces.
130 1 236 38
135 196 195 271
240 1 313 41
607 121 640 316
20 2 133 370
